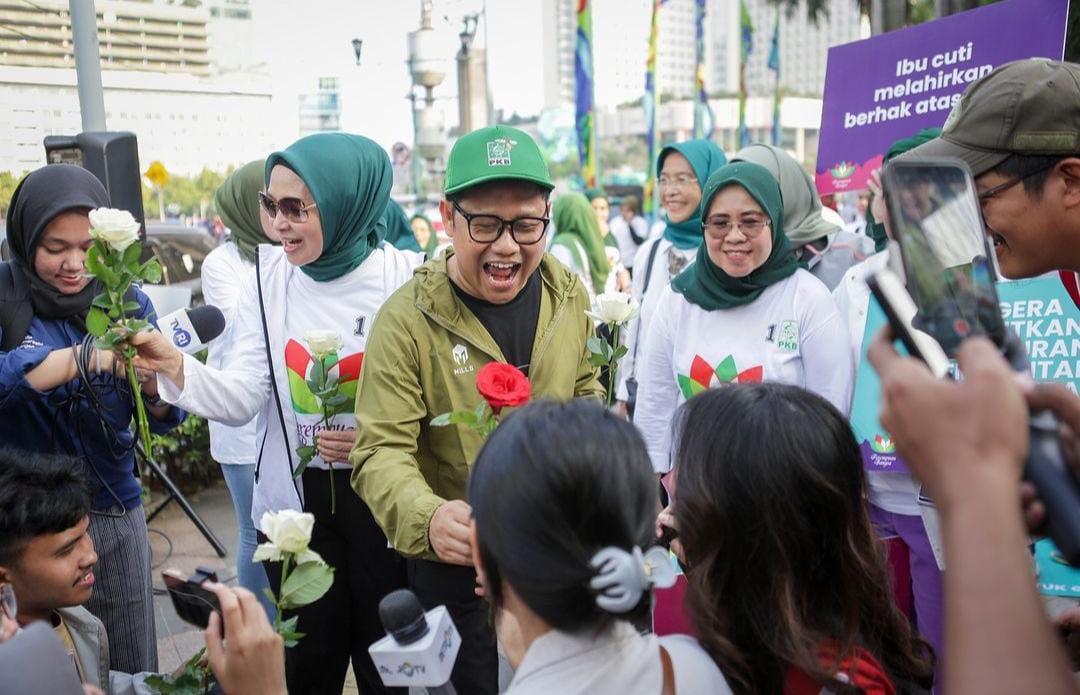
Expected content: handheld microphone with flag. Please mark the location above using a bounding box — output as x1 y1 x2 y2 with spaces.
368 589 460 694
157 304 225 354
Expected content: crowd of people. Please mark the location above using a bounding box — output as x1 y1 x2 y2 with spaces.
1 56 1080 695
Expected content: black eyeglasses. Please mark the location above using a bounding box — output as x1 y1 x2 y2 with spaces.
451 201 549 245
258 191 318 223
977 162 1056 203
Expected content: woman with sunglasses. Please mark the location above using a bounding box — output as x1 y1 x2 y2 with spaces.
634 161 855 476
130 133 417 694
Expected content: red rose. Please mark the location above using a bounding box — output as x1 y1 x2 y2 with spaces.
475 362 532 414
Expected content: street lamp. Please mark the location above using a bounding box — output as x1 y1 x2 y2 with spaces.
351 38 363 66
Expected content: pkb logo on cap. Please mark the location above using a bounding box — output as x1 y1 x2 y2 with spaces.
486 138 516 167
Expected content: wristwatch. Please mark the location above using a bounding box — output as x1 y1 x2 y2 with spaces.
142 393 167 408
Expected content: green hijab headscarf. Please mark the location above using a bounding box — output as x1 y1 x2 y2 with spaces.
731 143 838 246
672 161 799 310
264 132 391 282
381 199 422 253
410 213 438 256
867 127 943 252
552 192 611 290
659 139 727 250
215 159 273 263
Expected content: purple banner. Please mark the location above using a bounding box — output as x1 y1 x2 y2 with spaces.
815 0 1068 195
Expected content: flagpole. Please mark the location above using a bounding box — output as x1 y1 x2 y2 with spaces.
643 0 661 218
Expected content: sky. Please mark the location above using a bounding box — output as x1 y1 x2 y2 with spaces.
253 0 545 153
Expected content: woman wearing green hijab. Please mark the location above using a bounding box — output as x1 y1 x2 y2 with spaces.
615 138 727 412
550 191 611 297
382 198 423 253
731 143 875 290
130 132 418 695
410 211 439 257
634 161 854 474
202 159 279 620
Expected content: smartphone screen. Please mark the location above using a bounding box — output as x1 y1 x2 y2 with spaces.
882 160 1008 357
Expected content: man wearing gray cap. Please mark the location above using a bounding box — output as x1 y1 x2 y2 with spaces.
873 58 1080 694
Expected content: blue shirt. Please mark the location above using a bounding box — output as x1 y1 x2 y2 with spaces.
0 289 185 510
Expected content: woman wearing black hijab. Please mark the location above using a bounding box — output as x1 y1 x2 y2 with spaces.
0 164 183 674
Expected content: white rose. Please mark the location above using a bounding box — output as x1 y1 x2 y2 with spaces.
88 208 141 253
586 291 639 325
304 330 343 357
259 509 315 555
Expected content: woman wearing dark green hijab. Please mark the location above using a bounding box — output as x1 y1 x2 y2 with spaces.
634 161 854 474
550 191 611 297
615 138 728 410
130 132 418 694
381 198 423 253
410 211 438 257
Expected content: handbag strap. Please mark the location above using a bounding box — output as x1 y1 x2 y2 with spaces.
659 644 676 695
253 252 302 503
629 239 664 368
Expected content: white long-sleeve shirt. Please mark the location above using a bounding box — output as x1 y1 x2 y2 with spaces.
635 269 855 473
200 242 257 465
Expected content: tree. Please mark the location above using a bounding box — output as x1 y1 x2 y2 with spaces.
0 171 27 218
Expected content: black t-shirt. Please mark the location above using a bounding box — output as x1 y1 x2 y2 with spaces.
451 270 542 374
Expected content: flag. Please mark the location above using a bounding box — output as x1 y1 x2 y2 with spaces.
575 0 597 189
643 0 663 216
738 0 754 148
692 0 713 140
768 11 781 146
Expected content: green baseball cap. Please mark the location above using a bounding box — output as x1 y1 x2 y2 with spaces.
900 59 1080 177
444 125 554 196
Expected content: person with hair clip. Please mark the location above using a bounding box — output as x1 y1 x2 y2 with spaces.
204 159 280 619
469 399 731 694
658 383 934 695
634 161 853 475
129 133 416 695
0 164 183 674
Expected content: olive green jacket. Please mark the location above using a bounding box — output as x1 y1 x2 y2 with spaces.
350 252 603 559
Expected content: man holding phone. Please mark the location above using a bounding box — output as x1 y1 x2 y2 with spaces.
871 58 1080 694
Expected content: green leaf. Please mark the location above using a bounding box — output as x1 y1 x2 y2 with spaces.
474 400 489 422
586 336 605 355
587 353 608 368
92 292 111 310
85 245 105 277
324 394 349 408
263 587 278 606
86 307 108 337
140 258 163 284
613 345 629 360
279 561 334 610
293 445 315 479
122 241 142 269
431 410 478 427
323 377 339 392
309 358 325 385
123 300 142 315
306 378 321 395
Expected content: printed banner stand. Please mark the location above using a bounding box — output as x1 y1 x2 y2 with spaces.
814 0 1068 195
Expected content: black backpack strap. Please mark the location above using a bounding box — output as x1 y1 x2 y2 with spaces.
629 218 648 246
0 262 34 352
253 253 303 503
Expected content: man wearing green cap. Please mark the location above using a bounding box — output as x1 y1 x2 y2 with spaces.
351 125 603 693
871 59 1080 693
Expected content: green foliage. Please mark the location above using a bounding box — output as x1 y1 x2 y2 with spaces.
0 170 28 217
141 167 232 219
144 648 215 695
279 561 335 611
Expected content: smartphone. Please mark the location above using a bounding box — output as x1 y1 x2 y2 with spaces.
881 158 1008 358
162 567 221 631
880 158 1080 565
866 266 951 379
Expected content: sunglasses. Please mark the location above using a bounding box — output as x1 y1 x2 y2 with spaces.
258 191 317 223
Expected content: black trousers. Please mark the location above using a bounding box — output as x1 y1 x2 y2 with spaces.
408 559 499 695
261 468 407 695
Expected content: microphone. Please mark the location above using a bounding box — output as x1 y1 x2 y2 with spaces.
368 589 460 694
157 305 225 354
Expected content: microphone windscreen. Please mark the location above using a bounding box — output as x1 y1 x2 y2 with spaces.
188 304 225 343
378 589 429 645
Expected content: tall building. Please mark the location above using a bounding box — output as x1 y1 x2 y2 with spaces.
543 0 862 111
298 76 341 136
0 0 211 75
0 0 273 175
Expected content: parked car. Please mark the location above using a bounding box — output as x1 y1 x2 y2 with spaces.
0 221 218 307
